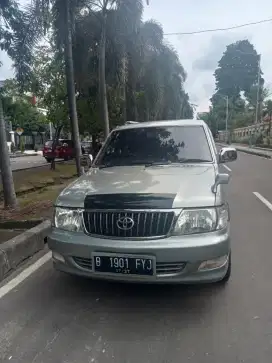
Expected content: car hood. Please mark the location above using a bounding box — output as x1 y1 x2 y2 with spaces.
56 164 217 209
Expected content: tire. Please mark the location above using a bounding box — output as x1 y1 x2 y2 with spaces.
64 156 69 161
218 253 231 284
45 158 52 163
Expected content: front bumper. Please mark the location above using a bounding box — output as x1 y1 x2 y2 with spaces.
48 227 230 284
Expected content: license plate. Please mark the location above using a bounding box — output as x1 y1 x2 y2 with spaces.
92 253 155 276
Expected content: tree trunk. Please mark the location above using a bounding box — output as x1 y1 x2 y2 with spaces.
131 83 138 121
0 96 18 209
99 13 110 138
64 0 82 177
50 125 63 171
121 54 127 124
126 80 138 121
145 93 150 121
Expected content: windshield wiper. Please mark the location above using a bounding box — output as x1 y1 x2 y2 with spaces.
96 161 150 169
144 161 172 167
178 158 211 163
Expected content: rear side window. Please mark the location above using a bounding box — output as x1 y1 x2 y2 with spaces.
61 140 74 147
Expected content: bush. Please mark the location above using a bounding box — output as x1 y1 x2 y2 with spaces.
255 133 263 145
238 137 250 145
255 143 272 149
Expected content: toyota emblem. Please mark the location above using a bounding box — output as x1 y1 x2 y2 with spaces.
116 216 135 230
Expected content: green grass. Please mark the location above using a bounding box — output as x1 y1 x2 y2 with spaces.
0 163 77 195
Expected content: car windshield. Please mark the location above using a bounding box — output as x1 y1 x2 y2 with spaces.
95 125 212 167
45 140 53 147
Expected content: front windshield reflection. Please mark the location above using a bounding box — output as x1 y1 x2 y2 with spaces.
95 125 212 167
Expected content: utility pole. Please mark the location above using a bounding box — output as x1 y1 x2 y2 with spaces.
0 96 17 209
225 95 229 143
255 54 261 124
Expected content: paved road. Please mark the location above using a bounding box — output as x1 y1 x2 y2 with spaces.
9 155 49 171
1 151 272 362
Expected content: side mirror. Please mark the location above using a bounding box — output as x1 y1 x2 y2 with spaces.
219 147 237 163
211 173 230 193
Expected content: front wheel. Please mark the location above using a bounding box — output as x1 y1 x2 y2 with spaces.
45 158 52 163
218 253 231 284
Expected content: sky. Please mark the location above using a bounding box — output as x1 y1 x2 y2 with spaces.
1 0 272 112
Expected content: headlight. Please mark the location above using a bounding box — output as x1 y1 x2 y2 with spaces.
54 207 83 232
173 205 229 235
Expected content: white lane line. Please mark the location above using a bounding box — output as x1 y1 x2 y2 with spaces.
0 252 52 300
253 192 272 212
223 164 232 172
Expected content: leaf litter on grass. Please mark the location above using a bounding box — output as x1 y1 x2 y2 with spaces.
0 180 76 221
0 163 77 198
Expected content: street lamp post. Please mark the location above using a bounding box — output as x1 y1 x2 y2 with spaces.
225 95 229 143
255 54 261 124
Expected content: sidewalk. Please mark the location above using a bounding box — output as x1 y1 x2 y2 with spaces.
9 150 42 158
216 142 272 159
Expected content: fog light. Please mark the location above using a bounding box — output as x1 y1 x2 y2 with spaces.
198 255 229 271
52 251 65 263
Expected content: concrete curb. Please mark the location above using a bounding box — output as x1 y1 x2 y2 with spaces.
235 148 272 158
0 220 51 282
11 160 67 173
216 143 272 159
9 153 38 158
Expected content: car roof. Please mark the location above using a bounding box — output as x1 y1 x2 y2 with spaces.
114 119 207 131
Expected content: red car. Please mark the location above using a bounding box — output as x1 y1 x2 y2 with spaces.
43 139 75 162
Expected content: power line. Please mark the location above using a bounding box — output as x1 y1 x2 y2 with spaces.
164 18 272 36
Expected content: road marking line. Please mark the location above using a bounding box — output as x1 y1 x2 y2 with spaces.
253 192 272 212
0 252 51 300
223 164 232 172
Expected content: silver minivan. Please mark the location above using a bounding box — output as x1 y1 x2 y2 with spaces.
48 119 237 284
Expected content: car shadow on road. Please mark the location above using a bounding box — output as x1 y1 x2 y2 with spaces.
51 271 228 330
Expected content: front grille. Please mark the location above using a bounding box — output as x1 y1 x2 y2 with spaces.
83 210 175 238
156 262 185 275
73 256 92 270
73 257 185 276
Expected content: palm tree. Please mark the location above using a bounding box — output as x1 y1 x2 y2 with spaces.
86 0 146 134
29 0 149 168
73 8 190 128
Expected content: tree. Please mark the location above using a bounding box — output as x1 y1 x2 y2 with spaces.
263 99 272 140
0 0 38 209
1 80 47 132
29 0 86 176
27 41 72 169
214 40 261 97
72 11 192 132
207 39 267 134
263 99 272 120
72 3 192 134
84 0 145 134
